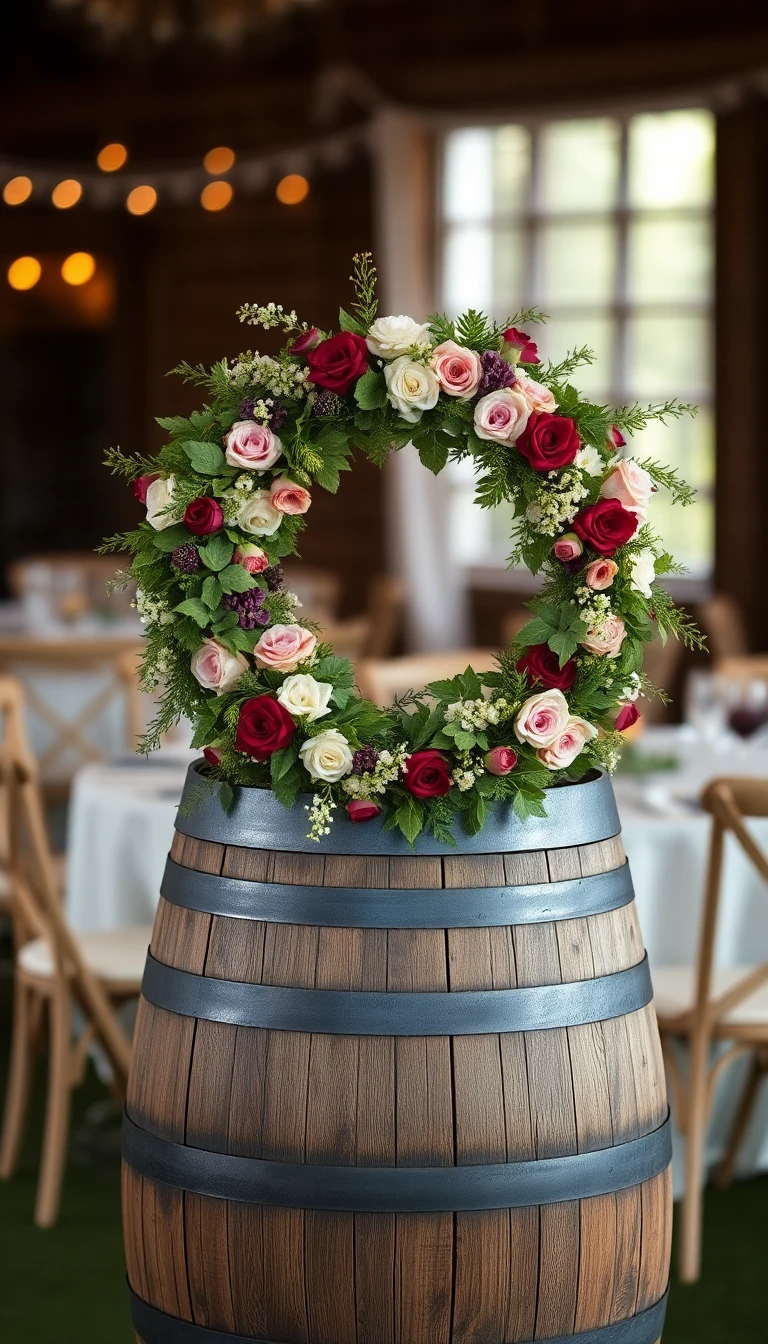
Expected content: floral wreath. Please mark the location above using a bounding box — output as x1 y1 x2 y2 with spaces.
103 254 703 844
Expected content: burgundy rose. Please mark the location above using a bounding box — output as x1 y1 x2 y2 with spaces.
184 496 224 536
291 327 322 355
403 749 452 799
503 327 540 364
306 331 369 395
346 799 383 823
517 644 577 692
572 498 638 557
203 746 222 767
234 695 295 760
133 472 159 504
609 424 626 450
615 703 641 732
516 412 580 472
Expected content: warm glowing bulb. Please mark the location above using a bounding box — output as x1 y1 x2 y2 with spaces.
201 181 233 212
126 185 157 215
97 142 128 172
276 174 310 206
52 179 83 209
3 176 33 206
8 256 42 291
203 146 235 175
61 252 97 286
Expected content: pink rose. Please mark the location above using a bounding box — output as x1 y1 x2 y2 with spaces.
346 799 383 823
254 623 317 672
225 421 283 472
233 543 269 573
516 370 557 414
514 689 570 748
600 459 654 522
270 478 312 515
474 388 531 443
553 532 583 563
585 558 618 590
291 328 322 355
614 702 641 732
536 716 598 770
431 340 482 399
190 639 248 696
485 746 517 775
581 615 627 659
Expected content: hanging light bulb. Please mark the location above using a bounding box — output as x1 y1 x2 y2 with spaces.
52 179 83 209
201 181 233 212
3 176 33 206
203 147 235 175
97 143 128 172
61 252 97 285
126 185 157 215
276 174 310 205
8 256 42 290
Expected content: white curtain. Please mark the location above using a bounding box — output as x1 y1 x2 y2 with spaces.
370 108 471 651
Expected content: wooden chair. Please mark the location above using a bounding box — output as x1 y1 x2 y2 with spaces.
361 575 405 659
698 594 748 662
0 746 150 1226
0 675 37 915
654 777 768 1282
357 648 499 708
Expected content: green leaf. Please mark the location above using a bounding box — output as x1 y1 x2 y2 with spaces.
173 616 207 651
512 788 548 822
152 524 189 552
271 745 298 785
464 793 487 836
547 629 579 667
515 616 557 648
330 686 351 710
414 434 449 475
272 764 302 808
212 611 240 634
426 676 465 703
199 534 234 572
338 305 367 336
201 575 223 610
353 368 388 410
218 564 257 594
183 440 227 475
314 655 355 686
393 796 425 845
174 597 210 628
453 730 476 752
219 782 235 812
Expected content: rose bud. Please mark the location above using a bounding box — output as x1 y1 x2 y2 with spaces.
133 472 159 504
485 746 517 776
202 746 223 767
614 702 641 732
609 424 626 450
502 327 540 364
553 532 583 564
346 799 383 823
291 327 322 355
184 496 224 536
234 543 269 574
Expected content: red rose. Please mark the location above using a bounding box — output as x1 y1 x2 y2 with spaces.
346 799 383 823
234 695 295 760
291 327 322 355
133 472 159 504
517 644 577 692
615 703 640 732
184 496 224 536
573 498 638 557
202 746 222 767
516 412 580 472
306 331 369 395
503 327 540 364
609 424 626 450
403 750 452 799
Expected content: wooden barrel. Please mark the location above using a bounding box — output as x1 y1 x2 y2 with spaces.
123 764 671 1344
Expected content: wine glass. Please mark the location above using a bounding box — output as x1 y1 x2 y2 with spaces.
727 679 768 739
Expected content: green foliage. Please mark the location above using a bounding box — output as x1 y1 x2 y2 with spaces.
349 252 379 331
183 441 228 475
539 346 596 383
637 457 697 506
612 399 697 435
354 369 388 410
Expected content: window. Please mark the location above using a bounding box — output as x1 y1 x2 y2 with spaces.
440 109 715 581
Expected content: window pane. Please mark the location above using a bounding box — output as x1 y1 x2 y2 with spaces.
493 125 530 215
443 225 492 314
443 129 494 222
626 410 714 577
539 118 620 212
628 216 712 303
627 313 709 396
538 314 615 397
493 226 528 315
628 110 714 209
540 221 617 305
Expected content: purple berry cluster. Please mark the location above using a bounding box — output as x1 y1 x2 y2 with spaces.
263 564 284 592
223 588 270 630
268 404 288 431
238 396 257 420
352 745 379 775
171 543 200 574
313 390 342 417
479 351 517 395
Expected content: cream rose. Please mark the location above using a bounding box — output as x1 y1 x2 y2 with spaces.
254 623 317 672
581 615 627 658
366 315 431 359
236 490 283 536
516 370 557 414
190 638 248 695
299 728 354 782
600 459 654 522
537 716 598 770
585 558 618 591
630 549 656 599
514 689 570 748
277 673 333 722
431 340 482 399
225 421 282 472
145 475 178 530
384 356 440 423
474 388 531 443
269 478 312 515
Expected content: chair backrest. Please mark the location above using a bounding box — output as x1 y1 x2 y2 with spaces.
357 648 499 708
0 676 36 889
361 575 405 659
699 594 748 662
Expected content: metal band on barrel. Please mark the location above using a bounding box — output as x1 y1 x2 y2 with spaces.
123 1110 671 1212
160 855 635 929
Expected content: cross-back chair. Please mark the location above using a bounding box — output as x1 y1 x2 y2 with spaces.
356 648 499 709
0 675 36 915
654 776 768 1281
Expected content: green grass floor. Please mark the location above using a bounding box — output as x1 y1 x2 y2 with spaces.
0 975 766 1341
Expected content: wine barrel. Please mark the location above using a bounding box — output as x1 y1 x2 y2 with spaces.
123 764 671 1344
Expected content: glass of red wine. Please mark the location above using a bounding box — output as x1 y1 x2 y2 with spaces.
727 679 768 739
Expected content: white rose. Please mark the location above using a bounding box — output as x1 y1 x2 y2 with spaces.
237 489 283 536
277 674 333 723
146 475 178 530
384 356 440 423
514 688 571 748
575 445 604 476
536 716 598 770
299 728 354 783
630 549 656 599
190 638 248 695
366 315 432 359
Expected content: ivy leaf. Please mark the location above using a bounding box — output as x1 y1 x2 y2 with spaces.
199 534 234 572
174 597 210 627
219 564 257 594
515 616 557 648
338 306 367 336
201 575 223 610
354 369 388 411
152 524 189 553
183 440 227 475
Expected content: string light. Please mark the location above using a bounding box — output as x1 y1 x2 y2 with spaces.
126 185 157 215
276 174 310 205
52 179 83 209
3 176 33 206
97 143 128 172
61 252 97 286
8 256 42 291
203 147 235 175
200 181 233 212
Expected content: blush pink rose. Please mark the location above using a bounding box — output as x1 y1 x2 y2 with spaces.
553 532 583 563
585 558 618 590
233 543 269 573
431 340 482 399
514 688 570 748
225 421 283 472
600 459 654 522
517 370 557 414
269 478 312 515
536 716 598 770
190 639 248 695
254 623 317 672
485 746 517 775
581 615 627 659
474 388 531 443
